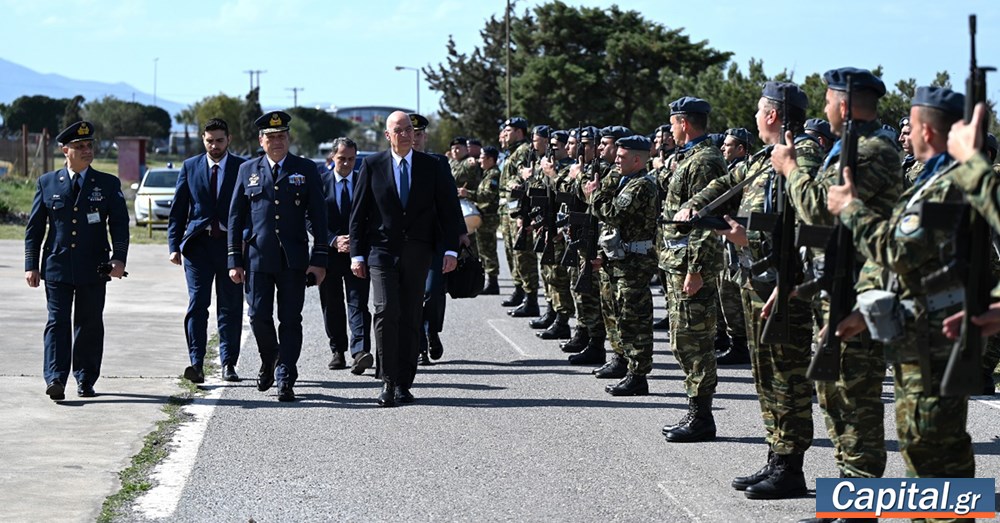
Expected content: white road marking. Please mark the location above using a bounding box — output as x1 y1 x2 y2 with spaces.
487 319 532 358
133 325 249 519
972 396 1000 410
657 481 702 523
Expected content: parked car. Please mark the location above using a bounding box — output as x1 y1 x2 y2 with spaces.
132 167 179 225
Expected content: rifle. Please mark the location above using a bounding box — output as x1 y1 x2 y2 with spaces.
805 77 860 381
919 14 994 396
510 146 539 251
745 85 801 345
659 214 750 233
572 148 605 293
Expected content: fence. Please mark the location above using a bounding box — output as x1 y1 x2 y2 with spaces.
0 125 56 178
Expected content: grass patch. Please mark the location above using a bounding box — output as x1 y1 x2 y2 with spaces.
98 340 220 522
0 223 24 240
0 176 38 220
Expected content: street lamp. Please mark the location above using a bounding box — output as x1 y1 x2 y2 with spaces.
394 65 420 114
153 57 159 107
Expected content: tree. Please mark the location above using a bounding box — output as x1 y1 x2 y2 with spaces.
425 1 731 140
83 96 170 141
0 95 69 134
287 107 354 146
188 93 247 152
240 88 263 156
61 95 85 129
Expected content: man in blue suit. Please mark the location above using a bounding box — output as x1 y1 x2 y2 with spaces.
350 111 462 407
24 121 130 401
228 111 328 402
319 137 373 374
168 118 247 383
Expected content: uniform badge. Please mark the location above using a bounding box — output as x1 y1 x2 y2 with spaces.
295 199 301 206
88 186 104 202
614 191 633 209
290 174 305 186
898 213 920 235
249 173 260 187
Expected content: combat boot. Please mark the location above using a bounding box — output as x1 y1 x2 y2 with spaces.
717 336 751 365
664 395 716 442
605 372 648 396
501 285 524 307
744 453 808 499
661 400 697 436
568 336 606 365
538 313 570 339
731 449 775 490
560 325 589 353
652 316 670 330
481 274 500 295
529 303 556 329
508 292 539 317
592 353 627 378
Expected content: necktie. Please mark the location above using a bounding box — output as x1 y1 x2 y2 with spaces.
399 158 410 208
72 174 82 199
210 164 221 237
339 178 351 221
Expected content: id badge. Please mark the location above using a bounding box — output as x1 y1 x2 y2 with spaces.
87 212 100 224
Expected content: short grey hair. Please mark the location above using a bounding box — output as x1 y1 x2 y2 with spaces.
331 137 358 153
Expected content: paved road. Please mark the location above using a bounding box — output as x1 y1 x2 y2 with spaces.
119 247 999 522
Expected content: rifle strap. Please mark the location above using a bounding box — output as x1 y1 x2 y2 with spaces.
694 148 773 219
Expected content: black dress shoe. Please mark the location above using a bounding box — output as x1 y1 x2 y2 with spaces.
277 382 295 402
394 385 415 403
45 380 65 401
377 382 396 407
222 364 240 382
77 383 96 398
328 351 347 370
605 373 648 396
183 365 205 384
417 351 434 366
257 362 275 392
351 351 374 375
428 332 444 360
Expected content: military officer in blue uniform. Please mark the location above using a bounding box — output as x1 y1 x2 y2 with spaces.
168 118 247 384
24 121 130 401
228 111 329 402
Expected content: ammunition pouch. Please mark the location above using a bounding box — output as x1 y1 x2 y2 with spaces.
857 290 906 344
599 228 626 261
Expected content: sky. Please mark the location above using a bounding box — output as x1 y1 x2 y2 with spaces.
2 0 999 117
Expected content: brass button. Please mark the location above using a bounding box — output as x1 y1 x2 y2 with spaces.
72 219 77 224
71 243 76 248
275 215 280 220
71 231 77 236
274 185 279 191
275 200 280 204
275 229 280 234
73 207 78 211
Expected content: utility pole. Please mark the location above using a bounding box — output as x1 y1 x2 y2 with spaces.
243 70 267 91
243 70 255 91
505 0 511 119
153 57 159 107
286 87 304 107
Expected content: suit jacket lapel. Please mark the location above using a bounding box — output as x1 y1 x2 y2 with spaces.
386 153 404 211
219 154 239 212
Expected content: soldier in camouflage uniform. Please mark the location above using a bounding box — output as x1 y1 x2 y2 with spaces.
899 116 926 189
804 118 836 155
583 135 658 396
449 137 482 254
772 70 902 516
507 125 550 319
651 125 677 332
677 83 821 499
827 87 975 510
498 118 538 312
658 97 727 443
714 127 752 365
565 127 611 365
470 146 501 294
531 130 576 340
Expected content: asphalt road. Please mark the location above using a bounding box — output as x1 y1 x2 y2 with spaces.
119 253 1000 523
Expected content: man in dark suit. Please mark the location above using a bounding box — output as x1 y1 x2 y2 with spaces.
24 121 130 400
319 137 373 374
350 111 461 407
168 118 246 383
228 111 328 402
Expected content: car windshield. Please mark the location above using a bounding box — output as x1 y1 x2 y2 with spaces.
143 170 179 188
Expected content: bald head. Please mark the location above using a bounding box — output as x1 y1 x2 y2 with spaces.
384 111 414 156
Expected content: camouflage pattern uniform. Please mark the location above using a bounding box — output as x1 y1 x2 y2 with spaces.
474 164 501 278
786 120 902 478
841 158 974 484
451 155 482 255
683 137 822 455
592 169 659 374
659 136 726 398
652 152 676 315
499 139 538 294
902 155 925 189
718 156 748 342
570 159 612 341
538 156 576 317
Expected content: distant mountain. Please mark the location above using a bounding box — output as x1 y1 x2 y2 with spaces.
0 57 187 130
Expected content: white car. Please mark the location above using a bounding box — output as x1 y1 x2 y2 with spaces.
132 168 179 226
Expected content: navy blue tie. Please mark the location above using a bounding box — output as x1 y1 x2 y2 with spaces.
339 179 350 220
73 174 82 199
399 159 410 207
